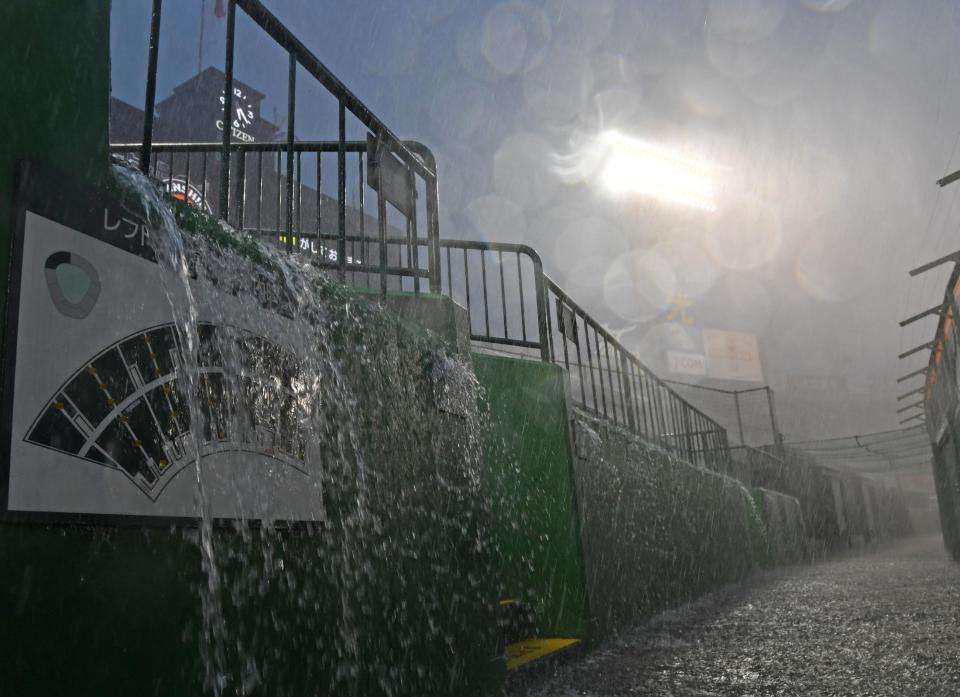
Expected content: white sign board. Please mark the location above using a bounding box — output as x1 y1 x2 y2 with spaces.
2 163 325 522
702 329 764 383
667 351 707 377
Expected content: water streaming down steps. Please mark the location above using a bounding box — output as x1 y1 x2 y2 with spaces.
111 163 499 696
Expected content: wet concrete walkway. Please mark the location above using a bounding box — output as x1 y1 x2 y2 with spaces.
514 536 960 696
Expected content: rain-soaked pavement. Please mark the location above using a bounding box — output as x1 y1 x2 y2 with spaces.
513 536 960 697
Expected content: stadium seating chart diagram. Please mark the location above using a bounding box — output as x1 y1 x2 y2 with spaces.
25 322 309 502
3 164 322 521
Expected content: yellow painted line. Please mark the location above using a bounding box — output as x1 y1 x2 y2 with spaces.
498 599 516 606
505 638 580 671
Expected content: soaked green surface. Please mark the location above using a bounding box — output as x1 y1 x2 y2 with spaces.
474 354 589 640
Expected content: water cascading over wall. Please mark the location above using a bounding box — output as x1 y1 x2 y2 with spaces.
0 4 506 694
1 155 502 695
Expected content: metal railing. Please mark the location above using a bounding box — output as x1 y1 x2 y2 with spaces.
130 0 440 294
664 381 783 450
112 140 438 292
439 239 730 470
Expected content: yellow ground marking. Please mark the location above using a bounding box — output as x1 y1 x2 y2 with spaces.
505 638 580 671
498 599 516 606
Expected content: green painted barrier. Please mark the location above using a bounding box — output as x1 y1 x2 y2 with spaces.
473 354 589 641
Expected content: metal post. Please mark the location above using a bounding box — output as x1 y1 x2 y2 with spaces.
286 51 296 252
234 150 246 227
219 0 237 219
533 258 550 362
140 0 163 174
620 352 637 433
337 99 347 280
377 151 387 296
733 390 745 445
766 386 782 449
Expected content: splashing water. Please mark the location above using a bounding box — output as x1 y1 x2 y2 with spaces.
110 163 497 696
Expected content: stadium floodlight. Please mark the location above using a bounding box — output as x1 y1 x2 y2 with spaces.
598 131 717 212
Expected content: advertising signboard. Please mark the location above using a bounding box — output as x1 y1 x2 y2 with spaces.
702 329 764 383
667 351 707 377
2 163 325 523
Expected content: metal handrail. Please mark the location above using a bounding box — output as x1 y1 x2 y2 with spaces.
112 138 440 292
438 237 730 469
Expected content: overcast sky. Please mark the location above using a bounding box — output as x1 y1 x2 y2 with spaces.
111 0 960 439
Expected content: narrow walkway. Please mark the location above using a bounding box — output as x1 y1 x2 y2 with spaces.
515 536 960 696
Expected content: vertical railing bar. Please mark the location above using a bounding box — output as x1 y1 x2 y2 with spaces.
167 151 174 191
183 152 191 200
678 402 688 462
544 282 555 362
619 351 634 432
534 266 551 362
285 51 296 252
297 151 303 248
377 159 387 296
463 249 473 331
581 321 596 411
316 153 322 248
256 151 263 234
638 369 651 437
517 252 527 343
627 358 649 435
590 327 606 418
152 152 159 178
661 385 672 451
219 0 236 219
235 151 246 228
200 152 208 210
653 380 667 447
140 0 163 174
337 98 347 281
275 150 282 243
426 172 441 294
651 377 663 441
667 391 678 455
603 338 618 425
498 250 508 338
637 369 650 436
408 168 419 295
480 253 490 337
445 246 452 296
558 301 571 371
573 333 587 406
359 153 366 287
674 396 685 458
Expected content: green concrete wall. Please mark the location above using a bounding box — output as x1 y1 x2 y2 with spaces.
571 415 755 639
732 446 913 557
473 354 589 641
0 0 111 345
753 488 807 565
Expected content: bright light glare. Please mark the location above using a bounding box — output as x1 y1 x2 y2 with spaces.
598 131 717 212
